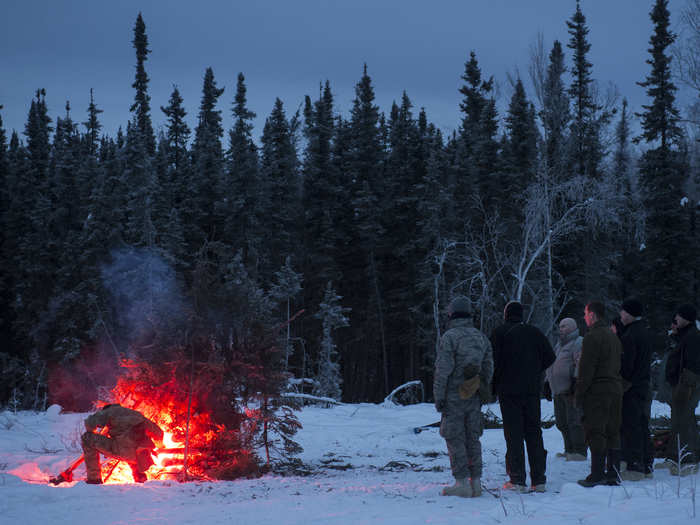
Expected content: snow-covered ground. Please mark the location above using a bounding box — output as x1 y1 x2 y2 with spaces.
1 400 698 524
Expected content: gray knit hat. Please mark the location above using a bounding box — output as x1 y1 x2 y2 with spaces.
448 296 472 318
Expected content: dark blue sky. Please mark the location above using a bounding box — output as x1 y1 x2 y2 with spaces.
0 0 688 143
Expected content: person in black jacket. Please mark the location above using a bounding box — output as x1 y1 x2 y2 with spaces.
665 304 700 471
617 298 653 481
491 301 556 493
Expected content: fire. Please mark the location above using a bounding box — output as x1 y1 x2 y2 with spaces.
91 358 253 484
101 430 185 484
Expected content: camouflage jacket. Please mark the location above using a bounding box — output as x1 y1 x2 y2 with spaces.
434 318 493 404
84 404 163 450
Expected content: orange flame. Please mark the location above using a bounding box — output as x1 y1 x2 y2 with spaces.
97 360 226 484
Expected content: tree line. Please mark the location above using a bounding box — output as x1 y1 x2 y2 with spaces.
1 0 698 409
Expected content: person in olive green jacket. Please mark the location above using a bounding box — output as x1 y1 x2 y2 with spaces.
575 301 623 487
81 403 164 484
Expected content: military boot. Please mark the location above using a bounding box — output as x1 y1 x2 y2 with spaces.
470 477 482 497
578 453 607 487
605 449 621 485
442 478 473 497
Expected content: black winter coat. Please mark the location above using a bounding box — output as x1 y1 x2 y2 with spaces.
665 323 700 386
491 317 555 396
619 320 652 395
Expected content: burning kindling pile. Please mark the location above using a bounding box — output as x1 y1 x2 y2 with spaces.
46 327 302 486
58 350 264 484
95 356 261 484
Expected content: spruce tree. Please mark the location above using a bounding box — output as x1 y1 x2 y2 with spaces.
83 88 103 157
160 86 190 177
301 81 341 372
130 13 156 155
123 119 157 247
540 40 570 180
382 91 425 389
12 90 54 405
51 102 82 241
157 89 190 274
637 0 695 328
566 0 594 178
190 67 225 248
343 64 388 400
259 97 301 280
0 108 13 379
612 99 643 300
269 256 303 372
637 0 683 149
457 51 499 214
313 282 349 401
226 73 261 272
503 78 538 207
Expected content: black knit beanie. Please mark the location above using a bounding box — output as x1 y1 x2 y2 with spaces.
621 298 643 317
678 304 697 322
504 301 523 320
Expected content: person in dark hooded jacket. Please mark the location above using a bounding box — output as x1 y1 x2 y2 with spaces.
491 301 555 493
617 298 653 481
664 304 700 472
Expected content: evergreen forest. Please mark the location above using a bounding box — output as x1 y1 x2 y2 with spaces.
1 0 699 410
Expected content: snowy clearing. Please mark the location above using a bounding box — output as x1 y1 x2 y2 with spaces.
1 401 699 524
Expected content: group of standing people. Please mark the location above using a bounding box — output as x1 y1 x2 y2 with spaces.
433 296 700 497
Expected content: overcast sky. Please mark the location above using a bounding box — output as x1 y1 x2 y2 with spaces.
0 0 692 144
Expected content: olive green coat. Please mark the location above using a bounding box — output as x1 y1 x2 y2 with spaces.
575 320 623 454
575 321 623 404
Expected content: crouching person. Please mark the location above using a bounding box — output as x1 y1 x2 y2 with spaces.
434 296 493 498
81 403 164 484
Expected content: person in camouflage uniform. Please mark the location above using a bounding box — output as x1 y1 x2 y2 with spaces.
81 403 164 484
434 296 493 498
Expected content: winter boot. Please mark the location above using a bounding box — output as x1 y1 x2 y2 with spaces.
132 471 148 483
605 449 621 485
578 452 607 487
85 478 103 485
503 481 530 493
620 462 645 481
470 477 482 497
442 478 472 498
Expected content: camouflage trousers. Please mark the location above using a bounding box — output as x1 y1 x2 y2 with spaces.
81 432 152 482
440 396 483 479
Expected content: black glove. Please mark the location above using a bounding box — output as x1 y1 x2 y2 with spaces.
479 378 492 405
543 381 552 402
435 399 446 413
